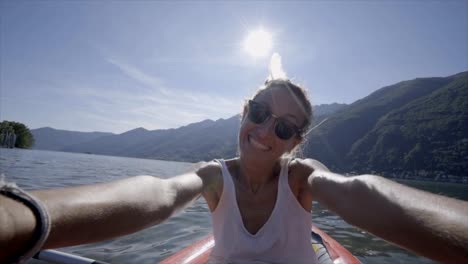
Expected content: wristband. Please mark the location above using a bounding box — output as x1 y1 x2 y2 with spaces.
0 180 51 264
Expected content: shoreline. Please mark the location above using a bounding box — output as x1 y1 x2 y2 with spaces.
3 148 468 184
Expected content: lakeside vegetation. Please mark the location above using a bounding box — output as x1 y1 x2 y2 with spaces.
0 121 35 148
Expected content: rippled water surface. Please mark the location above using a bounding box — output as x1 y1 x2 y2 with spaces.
2 149 466 264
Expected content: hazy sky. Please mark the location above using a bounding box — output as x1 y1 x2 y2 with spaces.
1 1 467 133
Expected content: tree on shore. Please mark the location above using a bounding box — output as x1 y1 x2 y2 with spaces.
0 121 35 148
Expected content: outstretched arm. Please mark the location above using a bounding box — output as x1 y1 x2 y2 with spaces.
1 163 215 262
308 168 468 263
34 173 204 249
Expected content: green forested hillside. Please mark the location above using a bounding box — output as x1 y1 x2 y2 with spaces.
304 71 467 179
348 72 468 176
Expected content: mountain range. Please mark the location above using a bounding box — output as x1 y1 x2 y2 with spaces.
31 127 113 151
31 72 468 179
32 103 346 162
304 71 467 178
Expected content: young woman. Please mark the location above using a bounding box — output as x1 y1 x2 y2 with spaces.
1 80 468 263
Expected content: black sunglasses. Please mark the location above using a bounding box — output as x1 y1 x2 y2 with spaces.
247 100 303 140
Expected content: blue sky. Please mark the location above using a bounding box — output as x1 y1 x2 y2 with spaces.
1 1 467 133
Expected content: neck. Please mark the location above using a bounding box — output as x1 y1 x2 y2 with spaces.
237 157 281 194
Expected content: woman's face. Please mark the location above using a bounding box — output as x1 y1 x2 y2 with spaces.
239 85 306 163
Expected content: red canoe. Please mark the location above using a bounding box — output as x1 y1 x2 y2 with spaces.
160 225 361 263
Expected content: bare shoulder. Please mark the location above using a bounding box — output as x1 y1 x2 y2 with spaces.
290 158 330 175
194 160 222 178
194 160 225 212
288 158 330 189
288 158 325 210
193 160 223 194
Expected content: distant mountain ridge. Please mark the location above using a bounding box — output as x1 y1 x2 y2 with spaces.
313 103 347 117
61 117 236 162
31 127 114 151
31 103 345 161
31 71 468 179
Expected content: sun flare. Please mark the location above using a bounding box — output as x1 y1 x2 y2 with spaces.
243 29 273 58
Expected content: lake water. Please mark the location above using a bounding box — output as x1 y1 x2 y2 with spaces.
2 148 467 264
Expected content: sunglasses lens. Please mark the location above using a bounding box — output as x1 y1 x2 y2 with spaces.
248 101 270 124
248 100 300 140
275 121 295 140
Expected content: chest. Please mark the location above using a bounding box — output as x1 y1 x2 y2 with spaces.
235 175 312 234
204 161 312 234
234 180 279 235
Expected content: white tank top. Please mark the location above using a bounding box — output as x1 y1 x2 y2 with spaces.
209 159 318 264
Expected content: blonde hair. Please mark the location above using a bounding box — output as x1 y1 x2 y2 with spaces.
242 79 314 134
239 79 314 158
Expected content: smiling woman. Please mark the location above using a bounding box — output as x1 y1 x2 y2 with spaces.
243 28 273 58
2 77 468 264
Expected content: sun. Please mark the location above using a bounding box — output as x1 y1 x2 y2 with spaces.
243 28 273 58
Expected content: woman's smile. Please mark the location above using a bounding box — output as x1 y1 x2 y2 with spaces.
248 134 271 151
